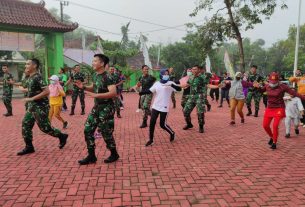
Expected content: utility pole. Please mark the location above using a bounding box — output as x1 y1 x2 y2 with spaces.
60 1 69 22
293 0 302 76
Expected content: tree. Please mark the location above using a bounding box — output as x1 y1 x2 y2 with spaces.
191 0 287 72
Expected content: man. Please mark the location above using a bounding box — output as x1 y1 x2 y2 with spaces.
66 65 86 115
138 65 156 128
76 54 119 165
183 65 209 133
199 66 212 111
168 67 176 108
246 65 263 117
219 72 232 108
209 72 220 102
0 64 14 116
58 68 68 111
289 70 305 125
109 66 122 118
17 58 68 156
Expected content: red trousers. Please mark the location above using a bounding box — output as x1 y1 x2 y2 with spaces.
262 108 285 144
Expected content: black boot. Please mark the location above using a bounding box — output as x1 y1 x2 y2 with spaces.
58 133 68 149
81 107 85 115
140 120 147 128
78 148 97 165
104 148 120 163
69 106 75 116
268 138 273 145
183 117 193 130
117 111 122 118
199 125 204 133
254 110 259 117
246 107 252 116
270 143 276 149
3 112 13 117
17 140 35 156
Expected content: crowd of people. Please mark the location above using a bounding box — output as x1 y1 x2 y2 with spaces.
1 55 305 165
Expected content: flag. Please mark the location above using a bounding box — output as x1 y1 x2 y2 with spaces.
96 36 104 54
140 33 152 69
224 50 235 76
205 55 211 73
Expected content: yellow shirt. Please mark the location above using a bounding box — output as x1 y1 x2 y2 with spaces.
289 76 305 95
49 91 65 106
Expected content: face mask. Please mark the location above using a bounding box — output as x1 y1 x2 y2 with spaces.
187 72 192 76
50 80 56 85
236 77 241 80
162 75 169 81
269 82 279 88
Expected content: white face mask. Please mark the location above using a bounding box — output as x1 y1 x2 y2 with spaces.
50 80 56 85
162 75 169 81
187 72 192 76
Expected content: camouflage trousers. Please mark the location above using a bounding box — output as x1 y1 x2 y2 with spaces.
84 104 116 150
140 94 153 121
2 94 12 113
246 91 262 111
183 94 205 126
22 105 63 143
71 88 85 109
113 96 121 114
181 94 189 109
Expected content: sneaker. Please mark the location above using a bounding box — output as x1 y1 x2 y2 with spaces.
170 133 175 142
295 129 299 135
63 121 68 129
285 134 290 138
241 119 245 123
270 143 276 150
145 140 154 147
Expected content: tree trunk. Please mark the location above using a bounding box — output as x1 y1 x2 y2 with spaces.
224 0 245 72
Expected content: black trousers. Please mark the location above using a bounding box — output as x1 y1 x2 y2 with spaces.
149 108 174 141
301 100 305 125
220 89 230 106
210 88 219 101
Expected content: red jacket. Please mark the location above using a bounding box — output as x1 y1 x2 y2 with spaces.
209 75 220 85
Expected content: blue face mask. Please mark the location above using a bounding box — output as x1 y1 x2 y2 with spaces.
162 75 169 81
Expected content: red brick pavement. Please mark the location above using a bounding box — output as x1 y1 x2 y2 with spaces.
1 93 305 207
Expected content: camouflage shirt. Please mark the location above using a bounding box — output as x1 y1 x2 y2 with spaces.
188 74 209 95
139 75 156 91
21 75 30 98
71 72 86 89
93 71 115 105
169 72 176 82
247 73 263 91
27 73 49 108
109 73 121 94
2 73 13 96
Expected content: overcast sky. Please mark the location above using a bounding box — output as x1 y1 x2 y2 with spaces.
33 0 305 47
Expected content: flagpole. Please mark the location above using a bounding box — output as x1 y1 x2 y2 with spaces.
293 0 302 77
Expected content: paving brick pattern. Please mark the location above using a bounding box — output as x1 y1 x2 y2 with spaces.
1 93 305 207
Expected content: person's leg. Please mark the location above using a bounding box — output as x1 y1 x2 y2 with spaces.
80 90 85 115
196 94 205 133
141 94 152 128
253 92 262 117
79 107 98 165
98 105 119 163
230 99 238 123
225 90 230 106
293 117 300 135
263 115 274 140
219 89 224 107
3 95 12 115
210 89 215 101
148 108 159 145
159 111 175 137
70 89 78 115
215 88 219 102
246 91 253 116
183 95 196 130
284 117 291 136
62 96 67 110
17 111 36 155
272 116 283 144
54 105 65 123
48 105 55 122
263 94 268 108
237 100 245 121
181 95 187 109
301 100 305 125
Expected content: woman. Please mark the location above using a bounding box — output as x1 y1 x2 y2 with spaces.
48 75 68 129
254 72 305 149
139 69 181 146
229 72 253 125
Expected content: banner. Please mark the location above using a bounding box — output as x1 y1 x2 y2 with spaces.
205 55 211 73
224 50 235 76
140 33 152 69
0 32 34 52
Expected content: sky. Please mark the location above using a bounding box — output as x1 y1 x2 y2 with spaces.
32 0 305 48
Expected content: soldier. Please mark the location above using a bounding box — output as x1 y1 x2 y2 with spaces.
0 64 14 116
66 65 86 115
17 58 68 156
199 66 212 111
183 65 209 133
181 68 192 109
109 66 122 118
169 67 176 108
246 65 263 117
138 65 156 128
76 54 119 165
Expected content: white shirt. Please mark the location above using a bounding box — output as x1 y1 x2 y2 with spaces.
150 81 176 112
284 97 304 118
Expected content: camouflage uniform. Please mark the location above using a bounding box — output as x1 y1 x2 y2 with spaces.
22 73 66 144
139 75 156 123
169 73 176 108
202 72 212 110
246 73 263 114
109 73 121 116
2 73 13 115
184 74 208 127
21 75 30 110
84 72 116 150
181 87 190 109
70 72 86 112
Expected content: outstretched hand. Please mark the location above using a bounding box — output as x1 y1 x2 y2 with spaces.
74 80 84 89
